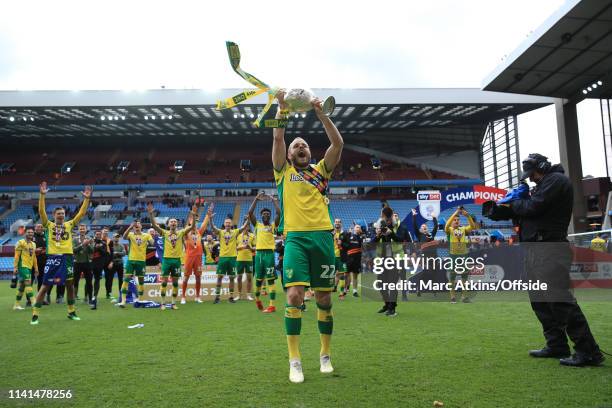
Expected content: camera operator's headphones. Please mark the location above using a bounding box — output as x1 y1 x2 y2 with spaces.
520 153 551 180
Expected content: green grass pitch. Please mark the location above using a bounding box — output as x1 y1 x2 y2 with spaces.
1 283 611 408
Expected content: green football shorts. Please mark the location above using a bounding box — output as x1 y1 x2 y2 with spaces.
217 256 237 276
335 257 347 273
236 260 253 275
161 258 181 277
17 266 33 282
126 260 146 277
283 231 335 291
255 250 276 280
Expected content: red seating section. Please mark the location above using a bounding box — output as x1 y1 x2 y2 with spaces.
0 146 466 186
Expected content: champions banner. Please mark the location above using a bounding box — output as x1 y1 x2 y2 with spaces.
130 265 239 301
407 185 507 234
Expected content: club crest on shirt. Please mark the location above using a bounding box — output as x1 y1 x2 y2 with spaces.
52 225 68 242
168 233 178 248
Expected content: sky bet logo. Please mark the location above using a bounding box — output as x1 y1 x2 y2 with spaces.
417 192 441 201
143 274 159 284
290 174 305 182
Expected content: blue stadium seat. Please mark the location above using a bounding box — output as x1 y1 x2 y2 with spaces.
0 257 14 272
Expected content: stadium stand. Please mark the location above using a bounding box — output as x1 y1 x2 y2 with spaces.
0 146 466 187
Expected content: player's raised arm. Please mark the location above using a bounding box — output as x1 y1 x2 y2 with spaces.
248 192 264 226
272 195 281 226
445 208 460 233
238 217 250 234
122 222 134 240
199 203 214 234
72 185 92 224
185 204 199 233
209 210 221 234
463 208 477 232
272 89 288 172
38 182 49 226
316 98 344 173
147 203 164 235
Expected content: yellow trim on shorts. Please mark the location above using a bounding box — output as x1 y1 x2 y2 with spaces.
284 281 310 288
310 287 334 292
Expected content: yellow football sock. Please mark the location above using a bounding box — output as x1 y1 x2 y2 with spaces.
287 335 301 361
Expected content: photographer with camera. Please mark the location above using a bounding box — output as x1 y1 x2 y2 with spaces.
373 205 411 317
482 153 604 367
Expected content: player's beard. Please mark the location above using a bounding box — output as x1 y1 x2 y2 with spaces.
290 150 310 169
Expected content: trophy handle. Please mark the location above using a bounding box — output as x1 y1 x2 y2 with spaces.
322 96 335 116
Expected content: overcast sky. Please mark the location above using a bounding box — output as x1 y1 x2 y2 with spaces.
0 0 606 177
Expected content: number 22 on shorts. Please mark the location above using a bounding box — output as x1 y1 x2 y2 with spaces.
320 264 336 279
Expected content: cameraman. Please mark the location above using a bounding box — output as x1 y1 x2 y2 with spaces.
373 206 410 317
484 153 603 367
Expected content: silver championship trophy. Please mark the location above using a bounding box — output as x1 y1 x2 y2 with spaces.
216 41 335 128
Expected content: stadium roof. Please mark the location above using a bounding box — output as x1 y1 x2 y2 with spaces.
0 88 553 140
483 0 612 99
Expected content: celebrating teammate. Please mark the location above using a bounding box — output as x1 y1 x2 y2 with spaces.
32 182 91 325
72 224 93 303
181 203 211 304
444 206 477 303
248 192 281 312
118 220 153 307
148 203 197 310
13 228 38 310
90 230 109 310
273 90 343 383
344 224 364 297
332 219 348 298
235 217 255 301
204 234 219 266
210 214 249 304
108 233 126 300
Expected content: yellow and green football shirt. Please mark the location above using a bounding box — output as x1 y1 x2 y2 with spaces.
590 237 606 252
38 194 89 255
445 225 473 255
14 239 37 270
218 228 240 257
274 159 333 233
334 230 342 257
127 232 153 262
160 228 189 259
254 222 276 250
237 232 255 262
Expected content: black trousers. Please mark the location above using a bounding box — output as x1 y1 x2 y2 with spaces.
74 262 92 300
379 267 399 309
105 263 124 296
526 243 599 354
91 263 104 299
